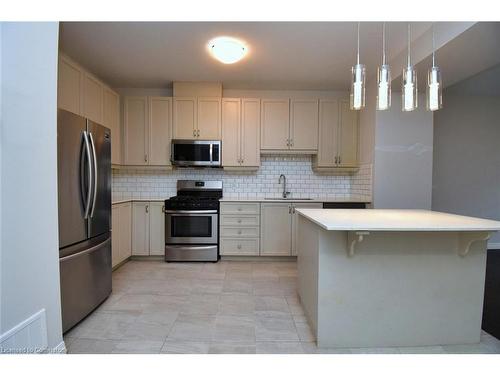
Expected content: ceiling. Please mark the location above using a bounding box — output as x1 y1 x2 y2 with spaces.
59 22 434 90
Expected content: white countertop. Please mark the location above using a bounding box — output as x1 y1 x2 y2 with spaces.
296 209 500 232
219 197 370 203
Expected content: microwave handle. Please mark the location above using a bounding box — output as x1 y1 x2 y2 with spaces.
209 143 213 164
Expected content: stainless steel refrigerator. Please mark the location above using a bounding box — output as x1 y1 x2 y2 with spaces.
57 109 112 333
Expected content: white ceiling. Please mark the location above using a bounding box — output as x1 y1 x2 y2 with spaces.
59 22 434 90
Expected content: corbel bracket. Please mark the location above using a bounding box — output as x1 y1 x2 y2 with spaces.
458 232 490 257
347 231 370 257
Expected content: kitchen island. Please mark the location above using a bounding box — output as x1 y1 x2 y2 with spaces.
295 209 500 348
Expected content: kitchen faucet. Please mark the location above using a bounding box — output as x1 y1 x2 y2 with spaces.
278 174 290 198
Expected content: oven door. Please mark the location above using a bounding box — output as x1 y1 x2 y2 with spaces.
171 140 221 167
165 210 218 244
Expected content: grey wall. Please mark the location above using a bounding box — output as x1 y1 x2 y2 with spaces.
432 93 500 247
0 23 62 350
373 93 434 209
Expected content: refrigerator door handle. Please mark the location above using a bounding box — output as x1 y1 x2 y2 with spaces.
81 131 93 219
89 131 98 218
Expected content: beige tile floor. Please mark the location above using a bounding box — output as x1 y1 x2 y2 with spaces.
64 259 500 354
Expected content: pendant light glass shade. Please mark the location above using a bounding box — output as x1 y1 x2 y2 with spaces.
402 24 417 112
427 26 443 111
376 24 391 111
351 64 366 110
427 66 442 111
350 23 365 110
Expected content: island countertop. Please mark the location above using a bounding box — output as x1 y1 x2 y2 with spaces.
295 208 500 232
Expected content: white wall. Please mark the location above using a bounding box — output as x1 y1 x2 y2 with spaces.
373 93 434 209
0 23 62 351
432 93 500 247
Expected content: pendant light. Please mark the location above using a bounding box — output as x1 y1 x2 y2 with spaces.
402 23 418 111
377 23 391 111
350 22 366 110
427 25 443 111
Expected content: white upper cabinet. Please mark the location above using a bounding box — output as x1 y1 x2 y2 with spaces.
173 97 221 140
261 99 290 150
197 97 221 139
149 97 172 166
222 98 241 167
103 87 121 165
222 98 260 168
124 96 149 165
58 55 83 115
124 96 171 166
290 99 319 151
173 97 197 139
313 98 359 171
82 72 104 124
240 99 261 167
338 99 359 167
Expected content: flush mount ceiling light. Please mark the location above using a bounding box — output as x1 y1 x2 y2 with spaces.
208 36 247 64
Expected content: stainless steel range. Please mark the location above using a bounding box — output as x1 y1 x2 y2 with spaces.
164 180 222 262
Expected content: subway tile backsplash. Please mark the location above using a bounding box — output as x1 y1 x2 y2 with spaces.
112 155 372 201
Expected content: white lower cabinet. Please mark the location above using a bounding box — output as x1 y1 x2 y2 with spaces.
111 202 132 267
260 203 292 256
220 202 260 256
261 202 322 256
132 201 165 256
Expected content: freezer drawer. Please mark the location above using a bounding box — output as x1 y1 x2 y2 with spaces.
59 234 111 333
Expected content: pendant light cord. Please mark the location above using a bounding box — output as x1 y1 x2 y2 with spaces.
432 24 435 68
407 23 411 67
357 22 360 65
382 22 386 65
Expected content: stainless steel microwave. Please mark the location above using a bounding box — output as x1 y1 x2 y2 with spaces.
171 140 221 167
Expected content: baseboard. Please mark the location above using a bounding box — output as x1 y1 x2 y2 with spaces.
221 256 297 262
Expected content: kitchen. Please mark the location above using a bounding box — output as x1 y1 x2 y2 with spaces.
2 13 500 368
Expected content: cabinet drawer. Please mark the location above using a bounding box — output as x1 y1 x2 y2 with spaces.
220 226 260 238
220 215 260 226
220 238 259 256
220 202 260 215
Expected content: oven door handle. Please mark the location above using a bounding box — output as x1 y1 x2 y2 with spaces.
164 210 218 214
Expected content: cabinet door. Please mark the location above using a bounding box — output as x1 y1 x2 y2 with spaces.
111 205 120 267
291 203 323 256
149 97 172 165
149 202 165 256
83 73 104 124
197 97 221 139
316 99 338 167
222 98 241 167
119 202 132 262
260 203 292 256
103 88 121 165
132 202 150 255
290 99 319 150
241 98 261 167
58 55 83 115
124 97 148 165
173 97 197 139
260 99 290 150
338 100 359 167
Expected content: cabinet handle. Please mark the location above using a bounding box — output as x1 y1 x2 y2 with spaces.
193 129 196 137
338 156 341 165
288 205 292 214
237 207 242 211
237 219 242 223
145 154 148 163
145 205 149 213
161 205 165 213
237 244 242 249
286 139 290 147
292 206 296 214
197 129 200 137
334 156 338 164
238 230 242 235
290 139 294 147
